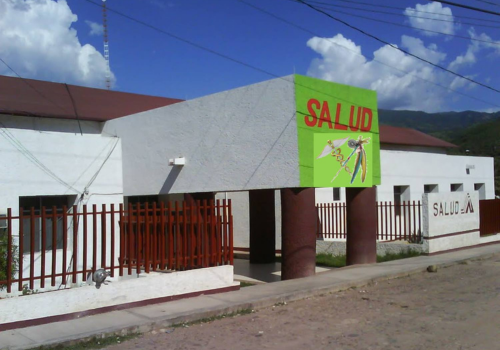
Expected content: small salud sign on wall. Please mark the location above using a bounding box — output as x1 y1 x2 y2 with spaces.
295 74 381 188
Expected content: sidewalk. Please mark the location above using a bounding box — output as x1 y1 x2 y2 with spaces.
2 244 500 350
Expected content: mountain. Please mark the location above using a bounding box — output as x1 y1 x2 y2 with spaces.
378 110 500 141
379 109 500 196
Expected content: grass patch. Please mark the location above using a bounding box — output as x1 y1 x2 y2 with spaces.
240 281 256 288
172 308 253 328
316 253 346 268
315 248 421 268
376 249 421 263
34 333 140 349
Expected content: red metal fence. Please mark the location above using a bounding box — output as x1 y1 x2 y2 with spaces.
479 199 500 236
0 200 233 294
317 201 422 243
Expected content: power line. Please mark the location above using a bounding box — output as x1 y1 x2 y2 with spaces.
81 0 383 120
238 0 500 109
307 1 500 29
306 0 500 23
436 0 500 16
317 6 500 45
294 0 500 94
472 0 500 7
0 122 80 192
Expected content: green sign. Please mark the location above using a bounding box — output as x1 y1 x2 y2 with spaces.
295 75 381 188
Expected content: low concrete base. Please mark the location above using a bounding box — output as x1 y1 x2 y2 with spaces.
316 241 424 256
0 265 238 330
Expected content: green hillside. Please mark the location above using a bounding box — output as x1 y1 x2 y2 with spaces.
379 109 500 141
379 109 500 196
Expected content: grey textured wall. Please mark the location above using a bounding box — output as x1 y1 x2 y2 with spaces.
103 76 299 195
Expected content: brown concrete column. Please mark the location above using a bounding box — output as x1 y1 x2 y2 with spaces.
345 186 377 265
280 187 316 280
249 189 276 264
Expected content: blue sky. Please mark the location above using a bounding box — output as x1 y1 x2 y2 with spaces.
1 0 500 112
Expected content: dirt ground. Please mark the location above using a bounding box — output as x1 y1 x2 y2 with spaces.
106 257 500 350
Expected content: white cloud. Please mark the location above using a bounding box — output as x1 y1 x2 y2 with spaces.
0 0 115 89
85 20 103 36
448 28 500 72
404 2 455 36
306 34 454 111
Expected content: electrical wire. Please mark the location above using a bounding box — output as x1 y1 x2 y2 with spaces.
82 0 380 129
306 0 500 23
472 0 500 8
238 0 500 109
295 0 500 94
0 123 80 192
303 1 500 29
84 0 499 117
436 0 500 16
316 6 500 45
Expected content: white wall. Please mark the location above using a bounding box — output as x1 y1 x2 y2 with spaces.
103 76 299 195
377 150 495 201
0 265 237 325
0 115 124 292
315 149 495 204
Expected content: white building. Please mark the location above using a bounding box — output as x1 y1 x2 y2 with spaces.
0 74 495 271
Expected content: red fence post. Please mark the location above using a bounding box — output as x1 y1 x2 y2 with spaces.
216 199 221 266
110 204 115 277
82 205 88 282
144 202 150 273
119 203 124 277
127 203 133 275
92 204 97 274
18 208 24 292
175 201 181 270
30 207 35 289
72 205 78 284
168 201 173 270
51 206 57 287
101 204 107 270
40 206 46 289
182 201 188 268
228 199 233 265
160 202 166 270
152 202 158 271
62 205 68 286
190 201 196 268
136 203 142 275
6 208 13 293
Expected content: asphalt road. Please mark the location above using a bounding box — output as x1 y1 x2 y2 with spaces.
106 256 500 350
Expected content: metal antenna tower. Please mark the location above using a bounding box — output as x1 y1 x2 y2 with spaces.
102 0 111 90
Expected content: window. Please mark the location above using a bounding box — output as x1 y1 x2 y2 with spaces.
450 183 463 192
333 188 341 201
474 183 486 200
0 213 7 239
125 195 159 209
20 196 76 253
394 185 409 216
424 184 438 194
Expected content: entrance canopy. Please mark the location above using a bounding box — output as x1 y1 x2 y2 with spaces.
103 75 380 196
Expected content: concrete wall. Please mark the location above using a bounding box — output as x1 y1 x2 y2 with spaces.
0 265 237 325
316 149 495 204
316 241 423 256
422 192 480 254
0 115 124 292
103 76 299 195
